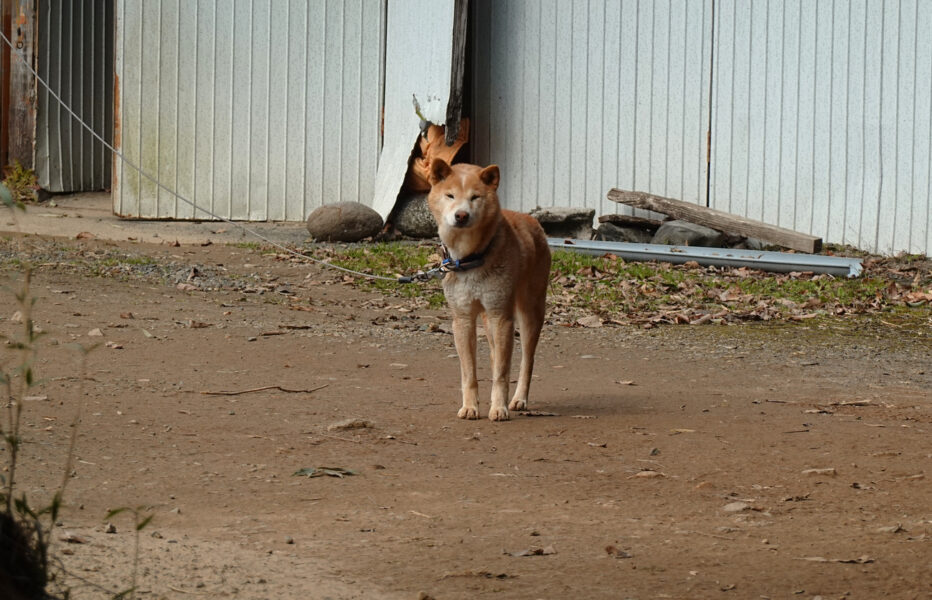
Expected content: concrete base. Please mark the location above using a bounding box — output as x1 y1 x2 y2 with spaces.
2 192 310 247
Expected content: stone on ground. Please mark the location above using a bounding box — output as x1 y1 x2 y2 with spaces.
529 207 595 240
391 194 437 238
651 220 725 247
306 202 383 242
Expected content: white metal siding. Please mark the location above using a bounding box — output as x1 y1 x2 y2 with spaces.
114 0 385 220
711 0 932 255
471 0 713 217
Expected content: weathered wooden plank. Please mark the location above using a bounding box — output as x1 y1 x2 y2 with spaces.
7 0 36 169
444 0 468 145
598 214 664 230
607 188 823 253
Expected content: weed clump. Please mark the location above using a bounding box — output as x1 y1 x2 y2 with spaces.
1 270 70 600
1 161 39 206
0 510 49 600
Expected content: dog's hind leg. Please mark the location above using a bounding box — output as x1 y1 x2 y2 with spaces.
452 311 481 419
509 299 544 412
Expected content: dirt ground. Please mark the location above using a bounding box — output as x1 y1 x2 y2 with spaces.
2 234 931 600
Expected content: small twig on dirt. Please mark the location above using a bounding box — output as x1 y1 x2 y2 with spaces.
829 399 872 407
319 434 362 444
168 585 207 595
678 529 736 541
201 384 329 396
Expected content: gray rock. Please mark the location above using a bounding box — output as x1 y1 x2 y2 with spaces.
594 222 653 244
306 202 382 242
651 220 725 247
391 194 438 238
529 206 595 240
732 237 765 250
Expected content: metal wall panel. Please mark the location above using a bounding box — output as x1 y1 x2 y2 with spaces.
114 0 385 220
470 0 713 217
711 0 932 255
36 0 114 192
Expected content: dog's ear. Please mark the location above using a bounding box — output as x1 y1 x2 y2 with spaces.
428 159 453 186
479 164 500 190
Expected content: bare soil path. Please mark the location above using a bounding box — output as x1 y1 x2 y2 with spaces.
3 236 930 600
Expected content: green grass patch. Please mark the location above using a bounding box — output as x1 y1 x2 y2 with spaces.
324 242 447 309
321 243 928 325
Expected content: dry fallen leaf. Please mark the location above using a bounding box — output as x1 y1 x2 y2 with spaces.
798 555 874 564
328 418 374 431
506 545 557 557
605 545 633 559
801 468 837 477
292 466 357 478
440 570 512 580
575 315 603 328
60 532 88 544
629 470 666 479
722 502 750 513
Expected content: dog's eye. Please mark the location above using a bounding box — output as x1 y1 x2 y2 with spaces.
446 193 454 200
470 194 479 201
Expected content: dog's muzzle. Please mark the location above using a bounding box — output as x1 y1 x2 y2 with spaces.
453 210 471 227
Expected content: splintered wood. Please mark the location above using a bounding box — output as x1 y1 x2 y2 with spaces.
404 120 470 192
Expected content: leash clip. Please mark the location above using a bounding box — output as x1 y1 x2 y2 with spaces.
398 266 445 284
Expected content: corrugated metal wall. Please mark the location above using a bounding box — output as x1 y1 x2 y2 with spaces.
108 0 930 254
114 0 385 221
473 0 931 255
36 0 114 192
711 0 932 255
470 0 713 217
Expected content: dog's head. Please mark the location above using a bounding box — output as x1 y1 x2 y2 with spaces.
426 159 501 236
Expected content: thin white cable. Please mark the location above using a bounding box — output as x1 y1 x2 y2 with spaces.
0 30 403 283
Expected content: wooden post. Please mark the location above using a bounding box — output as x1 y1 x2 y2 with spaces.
607 188 823 254
6 0 35 169
1 2 10 169
444 0 468 145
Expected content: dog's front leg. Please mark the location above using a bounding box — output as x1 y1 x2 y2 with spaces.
452 312 480 419
486 313 515 421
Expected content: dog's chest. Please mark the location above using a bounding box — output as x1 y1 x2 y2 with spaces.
443 266 512 310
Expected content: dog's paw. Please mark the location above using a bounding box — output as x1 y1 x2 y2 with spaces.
458 406 480 420
488 406 510 421
508 398 527 411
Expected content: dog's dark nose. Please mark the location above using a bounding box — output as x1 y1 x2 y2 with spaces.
454 210 470 225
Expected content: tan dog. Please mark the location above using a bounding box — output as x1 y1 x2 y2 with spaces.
427 159 551 421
